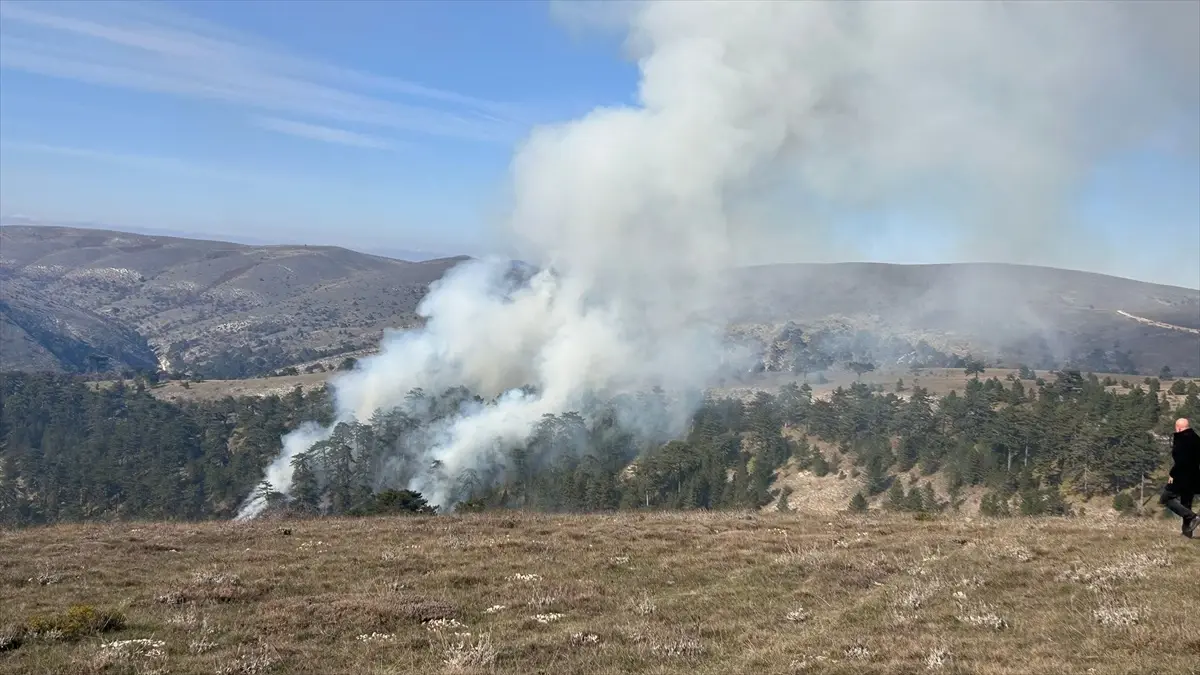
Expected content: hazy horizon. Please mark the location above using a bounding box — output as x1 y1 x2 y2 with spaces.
4 216 1197 292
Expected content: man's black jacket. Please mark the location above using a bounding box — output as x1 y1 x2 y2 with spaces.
1169 427 1200 494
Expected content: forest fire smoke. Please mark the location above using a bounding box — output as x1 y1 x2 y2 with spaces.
236 1 1197 519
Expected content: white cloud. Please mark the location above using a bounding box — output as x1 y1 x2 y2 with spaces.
0 0 529 144
253 117 393 149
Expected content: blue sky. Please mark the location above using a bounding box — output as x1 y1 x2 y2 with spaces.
0 0 1197 288
0 0 636 256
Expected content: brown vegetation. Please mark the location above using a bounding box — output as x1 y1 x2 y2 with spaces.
145 373 331 403
2 511 1196 674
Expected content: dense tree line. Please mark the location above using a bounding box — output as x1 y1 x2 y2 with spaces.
0 373 332 526
453 370 1195 517
1 369 1196 527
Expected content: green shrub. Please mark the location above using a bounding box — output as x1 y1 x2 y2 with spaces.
1011 487 1072 517
776 486 794 512
25 605 126 640
810 452 831 477
849 492 868 513
887 482 908 511
1112 492 1136 515
979 492 1011 517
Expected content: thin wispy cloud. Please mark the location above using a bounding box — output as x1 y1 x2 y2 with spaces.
0 0 529 145
254 117 394 150
0 140 278 184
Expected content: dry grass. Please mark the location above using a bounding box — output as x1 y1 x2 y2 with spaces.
136 373 330 402
2 512 1197 674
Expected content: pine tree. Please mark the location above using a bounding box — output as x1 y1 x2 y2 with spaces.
776 486 793 512
810 451 831 477
862 454 888 495
290 454 322 514
920 483 939 513
849 492 869 512
906 484 926 512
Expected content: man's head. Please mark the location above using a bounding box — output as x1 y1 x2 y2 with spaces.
1177 418 1192 433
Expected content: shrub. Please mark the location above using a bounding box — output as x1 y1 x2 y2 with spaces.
919 484 942 513
849 492 868 513
1112 492 1136 515
156 569 268 605
0 624 24 652
1017 487 1072 517
776 486 794 512
25 605 126 640
453 499 487 514
350 489 437 516
810 452 831 477
979 492 1011 517
887 482 908 511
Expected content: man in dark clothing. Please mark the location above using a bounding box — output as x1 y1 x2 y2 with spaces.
1161 417 1200 538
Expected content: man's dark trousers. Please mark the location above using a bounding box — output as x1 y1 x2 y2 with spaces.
1160 486 1196 534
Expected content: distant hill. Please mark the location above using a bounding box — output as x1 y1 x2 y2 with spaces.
723 261 1200 376
0 216 451 262
0 225 467 376
1 225 1197 377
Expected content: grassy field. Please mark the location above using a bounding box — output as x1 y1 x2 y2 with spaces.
144 372 331 403
2 512 1197 674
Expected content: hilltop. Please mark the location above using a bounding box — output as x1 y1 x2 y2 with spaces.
1 512 1196 674
2 225 1198 377
0 225 467 376
723 261 1200 376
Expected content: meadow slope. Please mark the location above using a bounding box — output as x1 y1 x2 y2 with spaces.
2 512 1197 674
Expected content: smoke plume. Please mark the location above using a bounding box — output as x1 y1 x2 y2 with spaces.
236 1 1198 518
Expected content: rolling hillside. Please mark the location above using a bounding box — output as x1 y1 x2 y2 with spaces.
2 225 1197 377
724 261 1200 376
0 225 467 376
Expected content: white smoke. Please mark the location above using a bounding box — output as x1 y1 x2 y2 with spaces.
236 0 1198 518
236 422 332 521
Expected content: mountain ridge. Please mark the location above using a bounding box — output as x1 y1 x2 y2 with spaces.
0 225 468 376
1 224 1197 377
